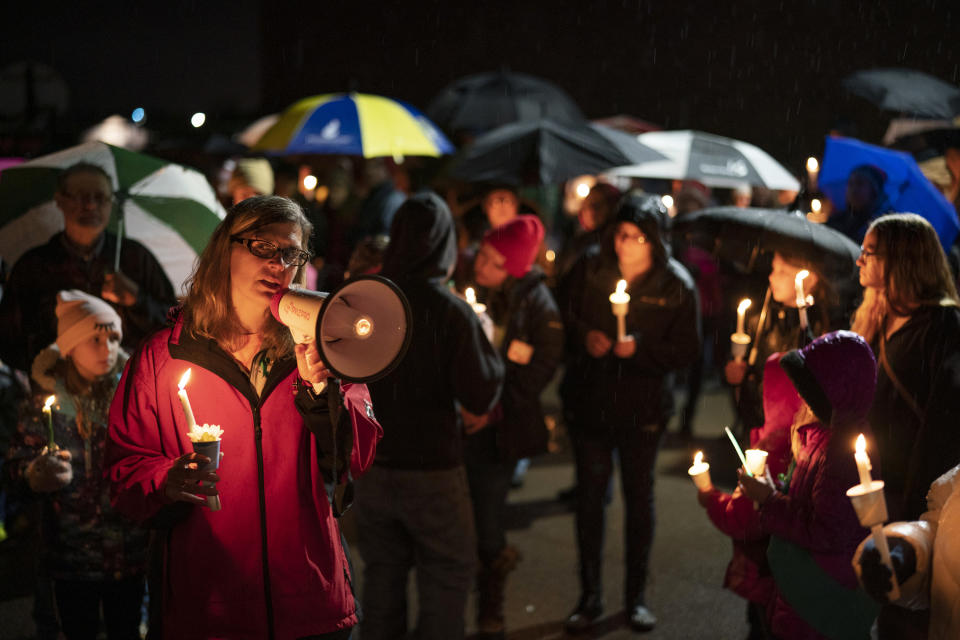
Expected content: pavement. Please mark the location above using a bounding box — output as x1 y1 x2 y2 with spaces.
1 378 753 639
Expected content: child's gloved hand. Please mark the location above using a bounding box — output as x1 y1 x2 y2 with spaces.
26 448 73 493
858 535 916 602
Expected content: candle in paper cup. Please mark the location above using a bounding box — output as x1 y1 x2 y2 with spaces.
688 451 712 490
744 449 768 477
42 395 58 450
187 423 223 511
731 298 752 361
465 287 486 314
609 279 630 342
177 369 198 431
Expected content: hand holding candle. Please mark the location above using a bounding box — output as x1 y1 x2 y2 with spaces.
609 279 630 342
178 369 221 511
688 451 712 490
731 298 752 362
42 395 58 451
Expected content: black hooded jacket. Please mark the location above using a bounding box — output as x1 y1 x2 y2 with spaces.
369 192 505 469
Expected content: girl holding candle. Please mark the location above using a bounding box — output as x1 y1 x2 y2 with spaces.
105 196 382 640
738 331 881 640
6 290 148 639
557 194 700 633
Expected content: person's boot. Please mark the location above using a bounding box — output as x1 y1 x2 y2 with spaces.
627 597 657 632
565 562 603 633
476 545 522 640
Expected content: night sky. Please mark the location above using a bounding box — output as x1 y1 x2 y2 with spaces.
4 0 958 170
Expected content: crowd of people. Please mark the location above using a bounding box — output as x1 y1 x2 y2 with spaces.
1 135 960 640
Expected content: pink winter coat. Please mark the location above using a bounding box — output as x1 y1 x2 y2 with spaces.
701 353 800 604
105 319 382 640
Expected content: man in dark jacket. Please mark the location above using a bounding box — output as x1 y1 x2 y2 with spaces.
0 162 176 371
355 192 505 640
558 194 700 633
463 214 564 639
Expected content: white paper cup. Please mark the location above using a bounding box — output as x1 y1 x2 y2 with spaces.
191 440 221 511
744 449 768 477
846 480 887 527
688 464 712 490
730 333 751 360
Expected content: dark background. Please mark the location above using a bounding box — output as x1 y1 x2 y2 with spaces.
3 0 957 171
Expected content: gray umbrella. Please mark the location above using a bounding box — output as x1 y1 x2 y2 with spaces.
843 68 960 119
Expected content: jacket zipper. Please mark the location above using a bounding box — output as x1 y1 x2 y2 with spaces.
253 404 276 640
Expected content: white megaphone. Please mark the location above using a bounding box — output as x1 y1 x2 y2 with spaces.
270 275 412 390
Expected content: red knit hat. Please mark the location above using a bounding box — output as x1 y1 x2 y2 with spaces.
483 215 544 278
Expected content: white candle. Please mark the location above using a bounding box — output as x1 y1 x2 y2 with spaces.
744 449 768 477
794 269 812 329
806 156 819 191
43 395 57 449
609 279 630 342
736 298 752 335
465 287 486 315
688 451 712 490
854 433 873 488
178 369 198 431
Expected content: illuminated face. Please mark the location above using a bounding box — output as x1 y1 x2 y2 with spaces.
483 189 519 228
769 253 819 307
474 242 510 288
578 192 607 232
55 171 113 247
230 221 302 317
70 330 121 381
856 230 885 290
614 221 651 266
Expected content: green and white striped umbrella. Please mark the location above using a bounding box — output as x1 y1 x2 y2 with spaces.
0 141 225 293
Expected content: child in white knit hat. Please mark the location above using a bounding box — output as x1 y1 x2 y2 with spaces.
6 289 147 639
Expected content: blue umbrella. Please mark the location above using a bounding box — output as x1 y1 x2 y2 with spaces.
820 136 960 250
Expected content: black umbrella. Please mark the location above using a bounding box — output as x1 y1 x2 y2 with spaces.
842 68 960 119
427 71 585 135
672 206 861 281
448 118 666 186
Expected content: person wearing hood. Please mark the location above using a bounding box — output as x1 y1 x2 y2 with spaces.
554 183 621 281
826 164 894 245
557 193 700 633
696 353 803 639
463 214 564 639
6 290 148 639
739 331 880 640
355 192 505 640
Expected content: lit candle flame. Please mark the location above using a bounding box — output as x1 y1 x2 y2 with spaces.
575 182 591 198
737 298 752 314
795 270 810 287
545 249 556 263
178 368 191 390
465 287 477 305
616 279 627 295
694 451 703 466
44 395 55 411
806 157 819 173
811 198 822 213
661 194 674 209
855 433 866 455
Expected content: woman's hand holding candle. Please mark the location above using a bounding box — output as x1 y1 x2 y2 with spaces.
164 451 220 505
585 330 613 358
737 467 775 504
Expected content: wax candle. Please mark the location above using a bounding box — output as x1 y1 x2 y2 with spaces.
736 298 751 335
745 449 768 477
465 287 486 315
854 433 873 488
42 395 57 450
178 369 198 431
806 156 819 191
688 451 711 490
794 269 812 328
609 279 630 342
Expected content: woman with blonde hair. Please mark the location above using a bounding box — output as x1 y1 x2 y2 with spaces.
105 195 382 640
851 213 960 523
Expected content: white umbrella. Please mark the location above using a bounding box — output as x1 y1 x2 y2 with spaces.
606 130 800 191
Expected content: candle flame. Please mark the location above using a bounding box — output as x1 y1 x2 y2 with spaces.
806 157 819 172
811 198 822 213
465 287 476 304
795 270 810 287
737 298 752 314
855 433 866 454
545 249 556 262
178 368 192 390
694 451 703 465
43 395 56 410
616 279 627 295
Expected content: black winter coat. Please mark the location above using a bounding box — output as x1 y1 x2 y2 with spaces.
558 247 700 428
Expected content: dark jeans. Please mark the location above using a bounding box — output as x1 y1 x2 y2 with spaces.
572 420 663 607
354 465 477 640
54 575 145 640
464 428 515 566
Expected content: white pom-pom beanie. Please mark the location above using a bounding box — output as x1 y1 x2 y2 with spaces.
55 290 122 356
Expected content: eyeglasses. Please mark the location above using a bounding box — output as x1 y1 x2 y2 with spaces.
231 236 311 267
62 191 113 206
859 246 881 260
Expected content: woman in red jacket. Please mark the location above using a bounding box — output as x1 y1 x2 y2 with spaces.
105 196 381 640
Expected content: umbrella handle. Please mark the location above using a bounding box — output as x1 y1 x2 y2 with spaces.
747 287 772 367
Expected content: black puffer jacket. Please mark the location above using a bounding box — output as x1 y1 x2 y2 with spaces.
369 192 505 469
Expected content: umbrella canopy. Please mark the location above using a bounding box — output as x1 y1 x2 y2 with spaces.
842 68 960 119
0 141 225 293
253 92 454 158
606 130 800 191
448 118 666 186
819 136 960 250
427 70 585 135
672 206 861 281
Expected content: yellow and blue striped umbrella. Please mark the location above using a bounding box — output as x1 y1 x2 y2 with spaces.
253 92 454 158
